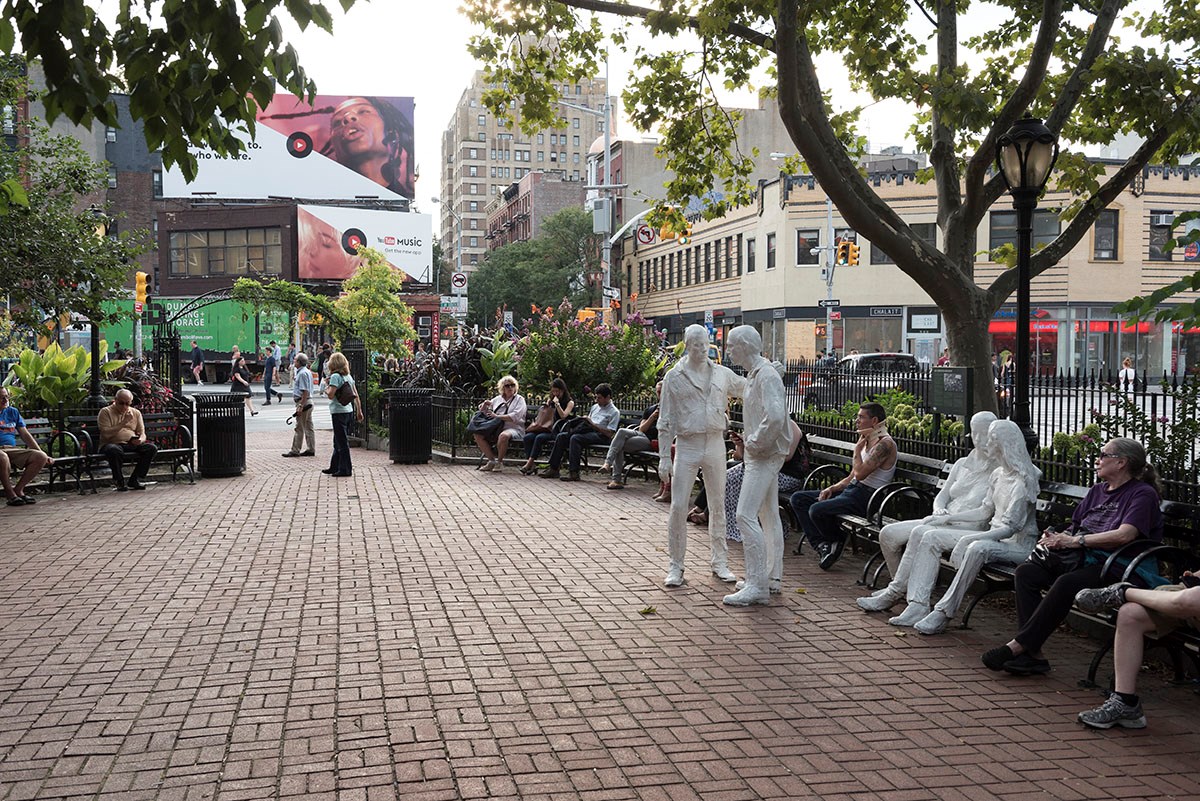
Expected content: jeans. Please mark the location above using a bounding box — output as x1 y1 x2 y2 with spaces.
1013 561 1109 653
100 441 157 486
547 430 606 472
329 412 353 475
264 358 279 400
604 429 651 479
524 431 555 461
789 483 873 547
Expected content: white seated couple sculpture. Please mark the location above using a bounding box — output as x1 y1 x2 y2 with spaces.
857 413 1041 634
658 324 789 606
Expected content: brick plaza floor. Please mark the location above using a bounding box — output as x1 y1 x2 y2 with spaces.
1 429 1198 800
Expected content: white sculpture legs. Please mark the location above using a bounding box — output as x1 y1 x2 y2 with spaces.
912 538 1032 634
667 433 733 585
862 520 984 609
723 454 786 606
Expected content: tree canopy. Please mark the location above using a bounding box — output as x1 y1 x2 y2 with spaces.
0 65 146 331
464 0 1200 407
1 0 361 181
468 207 602 324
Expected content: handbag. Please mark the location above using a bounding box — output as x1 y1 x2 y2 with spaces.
466 401 508 437
1026 542 1087 575
334 376 357 405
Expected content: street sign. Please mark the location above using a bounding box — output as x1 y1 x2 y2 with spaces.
818 299 841 308
704 309 714 325
133 301 144 314
440 296 458 314
503 310 513 326
636 224 655 245
451 271 468 294
830 311 842 321
602 286 620 301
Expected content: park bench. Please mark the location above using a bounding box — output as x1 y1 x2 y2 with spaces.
5 417 89 496
582 411 659 482
67 412 196 488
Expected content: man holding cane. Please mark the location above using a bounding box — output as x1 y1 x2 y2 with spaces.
282 352 316 457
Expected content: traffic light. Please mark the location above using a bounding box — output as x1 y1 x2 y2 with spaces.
678 224 694 246
836 240 849 265
847 242 860 266
134 271 148 305
659 225 678 241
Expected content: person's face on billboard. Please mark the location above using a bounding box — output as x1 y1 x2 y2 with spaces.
298 209 361 280
329 98 387 163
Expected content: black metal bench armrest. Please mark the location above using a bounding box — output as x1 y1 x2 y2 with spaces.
49 429 84 458
802 463 848 491
1117 544 1196 585
1099 539 1158 583
874 485 936 528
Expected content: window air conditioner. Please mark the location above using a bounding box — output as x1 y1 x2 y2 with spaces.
418 316 432 326
1150 214 1174 227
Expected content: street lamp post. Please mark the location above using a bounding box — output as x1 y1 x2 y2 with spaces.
995 114 1059 452
87 208 110 409
432 196 463 333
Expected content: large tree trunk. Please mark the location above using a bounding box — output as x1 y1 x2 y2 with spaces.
942 289 1000 415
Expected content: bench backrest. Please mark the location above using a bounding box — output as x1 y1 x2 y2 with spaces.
66 412 185 451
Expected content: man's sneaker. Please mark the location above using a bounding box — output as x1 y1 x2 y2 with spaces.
1074 582 1133 614
857 589 902 612
560 471 580 482
816 539 844 570
1002 653 1051 676
1078 693 1147 730
539 467 560 479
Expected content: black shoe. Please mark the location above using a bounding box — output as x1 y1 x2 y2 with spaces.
816 539 844 570
127 480 146 491
330 472 351 477
1003 653 1051 676
560 471 581 482
6 496 27 506
282 451 300 457
299 451 316 457
264 401 272 406
17 494 34 504
115 484 129 492
322 468 335 474
981 645 1014 671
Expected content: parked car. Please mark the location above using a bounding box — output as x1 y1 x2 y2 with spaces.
802 352 924 410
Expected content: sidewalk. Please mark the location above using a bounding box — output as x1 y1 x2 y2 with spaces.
1 429 1197 800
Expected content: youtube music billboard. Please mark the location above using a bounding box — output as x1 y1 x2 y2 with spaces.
297 204 431 281
162 95 415 201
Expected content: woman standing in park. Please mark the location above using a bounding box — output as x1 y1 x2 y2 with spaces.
323 352 362 477
229 355 257 416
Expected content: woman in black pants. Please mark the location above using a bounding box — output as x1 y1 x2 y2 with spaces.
981 438 1163 675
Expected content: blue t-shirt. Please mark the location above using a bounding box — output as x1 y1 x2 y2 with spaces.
0 406 25 447
328 373 356 414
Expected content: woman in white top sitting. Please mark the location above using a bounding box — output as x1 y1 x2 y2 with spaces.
475 375 527 473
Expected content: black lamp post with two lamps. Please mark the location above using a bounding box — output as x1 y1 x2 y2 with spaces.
995 114 1059 452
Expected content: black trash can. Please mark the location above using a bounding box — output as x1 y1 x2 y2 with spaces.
387 388 433 464
194 393 246 477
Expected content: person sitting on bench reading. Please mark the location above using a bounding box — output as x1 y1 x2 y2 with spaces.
98 389 158 491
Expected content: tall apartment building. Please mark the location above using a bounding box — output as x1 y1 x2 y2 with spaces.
440 70 612 273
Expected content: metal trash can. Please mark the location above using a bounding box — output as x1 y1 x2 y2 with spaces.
387 388 432 464
194 393 246 477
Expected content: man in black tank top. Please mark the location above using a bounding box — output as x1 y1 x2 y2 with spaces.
788 402 897 570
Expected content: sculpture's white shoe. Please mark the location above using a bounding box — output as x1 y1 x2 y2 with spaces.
736 578 781 594
914 609 950 635
857 590 903 612
888 603 930 627
722 586 770 606
711 564 737 583
664 566 685 587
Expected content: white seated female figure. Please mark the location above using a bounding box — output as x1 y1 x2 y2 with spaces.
856 411 998 613
908 419 1041 634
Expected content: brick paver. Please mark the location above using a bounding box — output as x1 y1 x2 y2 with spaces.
1 429 1198 800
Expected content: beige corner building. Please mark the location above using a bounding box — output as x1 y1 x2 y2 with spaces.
621 162 1200 376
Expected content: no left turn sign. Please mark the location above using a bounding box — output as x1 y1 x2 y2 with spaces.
636 224 655 245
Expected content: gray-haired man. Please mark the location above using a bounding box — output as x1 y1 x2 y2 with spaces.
283 353 316 457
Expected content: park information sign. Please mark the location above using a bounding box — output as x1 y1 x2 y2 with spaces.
297 205 431 281
162 95 415 201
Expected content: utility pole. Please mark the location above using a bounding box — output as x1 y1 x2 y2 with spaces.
824 197 835 358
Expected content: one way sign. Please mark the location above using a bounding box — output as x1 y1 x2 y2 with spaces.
818 299 841 308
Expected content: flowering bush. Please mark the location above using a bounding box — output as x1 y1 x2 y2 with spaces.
517 300 666 396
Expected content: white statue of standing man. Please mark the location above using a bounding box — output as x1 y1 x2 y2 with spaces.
658 324 745 587
722 325 791 606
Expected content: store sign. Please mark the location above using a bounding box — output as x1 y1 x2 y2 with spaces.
772 308 787 319
870 306 902 317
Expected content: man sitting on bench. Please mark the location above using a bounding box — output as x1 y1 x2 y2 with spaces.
98 389 157 491
0 387 54 506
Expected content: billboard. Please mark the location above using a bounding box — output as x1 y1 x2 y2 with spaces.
298 204 432 281
162 95 415 201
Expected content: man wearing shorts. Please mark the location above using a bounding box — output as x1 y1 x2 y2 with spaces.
0 388 54 507
1072 577 1200 729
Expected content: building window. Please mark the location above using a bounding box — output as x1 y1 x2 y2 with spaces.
151 219 158 249
989 209 1060 254
470 254 479 265
168 227 282 277
468 165 478 177
537 151 544 162
469 237 478 247
478 132 485 142
537 133 544 144
469 201 479 212
704 242 711 282
1093 209 1119 261
107 166 117 188
572 153 580 164
152 170 163 198
468 148 477 159
746 237 756 273
105 126 116 142
478 114 486 126
766 233 776 269
795 229 820 265
549 152 556 162
468 218 478 230
871 222 936 264
550 134 557 145
573 135 580 147
1149 210 1174 261
560 151 566 163
573 117 580 129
